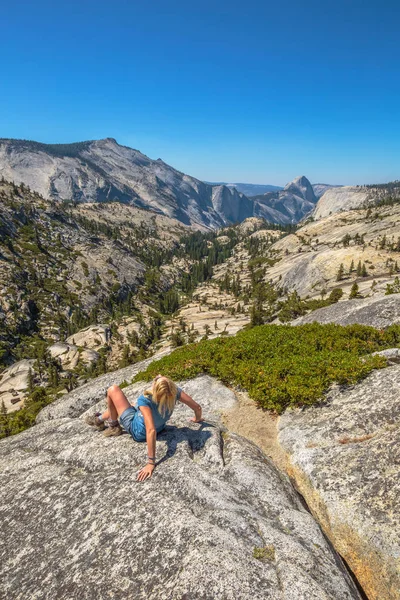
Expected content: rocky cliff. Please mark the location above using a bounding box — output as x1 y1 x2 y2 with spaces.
278 361 400 600
293 294 400 328
0 365 362 600
0 138 321 227
312 181 400 221
252 176 318 224
312 186 371 220
0 138 253 228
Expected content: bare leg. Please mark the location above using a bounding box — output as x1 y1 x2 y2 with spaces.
104 385 131 422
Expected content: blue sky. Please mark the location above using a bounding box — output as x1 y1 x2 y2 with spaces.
1 0 399 185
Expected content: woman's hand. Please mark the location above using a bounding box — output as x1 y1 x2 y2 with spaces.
136 463 155 482
190 408 203 423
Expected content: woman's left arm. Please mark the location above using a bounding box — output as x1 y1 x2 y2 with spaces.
137 406 156 482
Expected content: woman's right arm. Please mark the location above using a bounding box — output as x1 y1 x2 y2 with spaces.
136 405 156 482
179 390 202 422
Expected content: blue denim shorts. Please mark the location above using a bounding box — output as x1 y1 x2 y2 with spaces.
119 406 137 435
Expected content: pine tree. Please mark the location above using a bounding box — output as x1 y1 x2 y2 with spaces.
349 282 360 299
0 400 10 438
342 234 351 247
356 260 362 276
349 259 354 273
361 263 368 277
203 324 212 340
28 368 35 394
336 263 345 281
250 303 264 327
120 344 131 368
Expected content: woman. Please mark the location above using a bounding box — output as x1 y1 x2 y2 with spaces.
86 375 202 481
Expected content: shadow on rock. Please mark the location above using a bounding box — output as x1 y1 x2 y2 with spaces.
156 422 215 466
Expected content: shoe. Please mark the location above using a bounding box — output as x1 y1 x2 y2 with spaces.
103 424 122 437
85 413 106 431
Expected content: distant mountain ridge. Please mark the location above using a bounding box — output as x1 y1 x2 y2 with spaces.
206 182 282 196
0 138 320 226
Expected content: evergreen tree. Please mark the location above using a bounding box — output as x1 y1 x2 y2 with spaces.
120 344 131 368
336 263 345 281
203 324 212 339
328 288 343 303
356 260 362 276
349 282 360 299
0 400 10 438
28 368 35 394
342 234 351 247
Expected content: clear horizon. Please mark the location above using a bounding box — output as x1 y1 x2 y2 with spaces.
1 0 399 187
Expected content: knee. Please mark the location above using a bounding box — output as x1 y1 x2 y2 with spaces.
107 384 120 396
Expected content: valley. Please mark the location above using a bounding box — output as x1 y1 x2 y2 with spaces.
1 145 400 437
1 138 400 600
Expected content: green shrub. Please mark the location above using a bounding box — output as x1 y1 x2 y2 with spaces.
133 323 393 413
386 277 400 295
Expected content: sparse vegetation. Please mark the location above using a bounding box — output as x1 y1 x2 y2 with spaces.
133 322 396 413
253 546 275 562
386 277 400 295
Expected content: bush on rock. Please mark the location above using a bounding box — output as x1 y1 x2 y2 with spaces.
134 323 398 413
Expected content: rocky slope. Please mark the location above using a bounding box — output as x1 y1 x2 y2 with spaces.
0 138 322 227
312 181 400 220
0 180 187 347
210 201 400 309
312 183 340 200
293 294 400 327
0 179 199 411
278 359 400 600
0 367 362 600
0 138 253 228
251 176 318 224
312 186 371 219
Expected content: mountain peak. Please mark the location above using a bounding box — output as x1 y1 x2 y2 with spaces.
284 175 316 203
98 137 118 144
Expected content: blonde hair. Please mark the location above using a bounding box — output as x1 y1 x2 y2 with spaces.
144 376 178 417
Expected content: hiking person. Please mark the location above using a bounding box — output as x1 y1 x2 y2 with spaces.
86 375 202 481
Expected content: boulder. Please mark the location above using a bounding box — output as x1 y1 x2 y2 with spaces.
0 372 361 599
372 347 400 364
278 364 400 600
293 294 400 328
48 342 99 370
0 359 35 412
66 324 111 349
